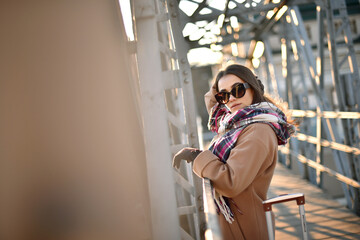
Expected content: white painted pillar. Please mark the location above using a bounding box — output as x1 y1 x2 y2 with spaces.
134 0 181 239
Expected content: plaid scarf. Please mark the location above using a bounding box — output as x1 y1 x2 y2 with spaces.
207 102 295 223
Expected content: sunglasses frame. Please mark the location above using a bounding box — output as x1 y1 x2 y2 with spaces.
215 82 250 104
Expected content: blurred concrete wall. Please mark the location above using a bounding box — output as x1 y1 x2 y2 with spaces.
0 1 152 239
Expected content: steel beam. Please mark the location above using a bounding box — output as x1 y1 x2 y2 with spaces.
134 0 181 239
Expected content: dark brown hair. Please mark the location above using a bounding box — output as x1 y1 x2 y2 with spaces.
214 64 270 105
214 64 298 126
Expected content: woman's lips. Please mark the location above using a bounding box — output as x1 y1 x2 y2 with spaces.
230 103 241 111
230 103 242 109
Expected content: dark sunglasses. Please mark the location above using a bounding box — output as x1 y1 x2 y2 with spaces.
215 82 250 104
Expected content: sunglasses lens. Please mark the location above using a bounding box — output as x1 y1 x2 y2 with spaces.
232 83 246 98
215 92 230 104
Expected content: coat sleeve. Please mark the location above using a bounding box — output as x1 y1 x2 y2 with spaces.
193 123 278 198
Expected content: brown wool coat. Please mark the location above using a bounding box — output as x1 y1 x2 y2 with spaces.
192 90 278 240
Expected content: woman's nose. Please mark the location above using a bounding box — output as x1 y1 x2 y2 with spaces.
228 94 236 102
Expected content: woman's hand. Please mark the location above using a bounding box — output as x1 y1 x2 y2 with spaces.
172 147 202 169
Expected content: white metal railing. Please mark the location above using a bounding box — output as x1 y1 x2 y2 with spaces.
294 133 360 155
291 109 360 119
279 146 360 188
282 109 360 188
202 178 222 240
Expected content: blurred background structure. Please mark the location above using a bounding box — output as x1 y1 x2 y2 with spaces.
1 0 359 239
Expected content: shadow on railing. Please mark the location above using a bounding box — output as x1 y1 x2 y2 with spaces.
202 178 222 240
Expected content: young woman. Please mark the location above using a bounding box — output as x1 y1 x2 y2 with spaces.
173 64 295 239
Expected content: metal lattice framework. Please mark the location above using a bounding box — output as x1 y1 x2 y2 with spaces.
134 0 206 239
173 0 360 215
130 0 360 238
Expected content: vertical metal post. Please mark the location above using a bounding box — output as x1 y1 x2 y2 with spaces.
283 20 294 109
315 5 325 187
299 205 309 240
168 1 206 238
134 0 206 238
134 0 181 239
316 5 325 89
265 211 275 240
282 17 297 169
263 38 281 99
316 106 323 186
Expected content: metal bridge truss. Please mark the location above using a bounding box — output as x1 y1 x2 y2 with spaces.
265 0 360 215
134 0 205 239
130 0 360 238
